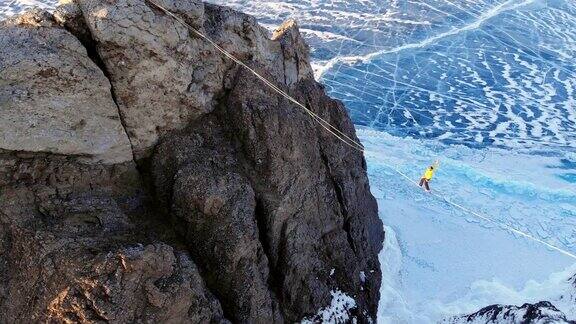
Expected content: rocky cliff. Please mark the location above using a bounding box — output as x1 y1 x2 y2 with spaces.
0 0 384 322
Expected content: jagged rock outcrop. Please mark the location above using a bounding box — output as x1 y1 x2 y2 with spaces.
0 150 227 322
444 301 575 324
151 67 382 322
0 0 384 322
0 10 133 164
67 0 310 160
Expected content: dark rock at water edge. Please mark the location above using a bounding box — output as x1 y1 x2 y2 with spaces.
444 301 576 324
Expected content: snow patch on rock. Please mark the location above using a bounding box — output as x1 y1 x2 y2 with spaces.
302 290 357 324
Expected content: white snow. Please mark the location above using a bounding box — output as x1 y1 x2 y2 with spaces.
0 0 58 18
437 263 576 320
301 290 358 324
378 225 430 323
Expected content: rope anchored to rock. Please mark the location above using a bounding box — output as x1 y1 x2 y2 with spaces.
145 0 365 152
145 0 576 262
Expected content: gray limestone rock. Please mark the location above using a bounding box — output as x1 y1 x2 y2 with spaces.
0 10 133 164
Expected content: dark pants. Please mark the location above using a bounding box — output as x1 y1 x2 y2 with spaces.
419 178 430 191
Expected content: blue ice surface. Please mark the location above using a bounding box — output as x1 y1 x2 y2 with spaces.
360 129 576 322
313 0 576 152
560 173 576 184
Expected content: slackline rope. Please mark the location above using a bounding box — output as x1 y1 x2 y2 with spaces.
375 159 576 261
146 0 576 262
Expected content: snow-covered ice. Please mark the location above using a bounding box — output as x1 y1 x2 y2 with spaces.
302 290 358 323
363 128 576 322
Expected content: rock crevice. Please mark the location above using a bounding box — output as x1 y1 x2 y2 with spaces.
55 3 137 162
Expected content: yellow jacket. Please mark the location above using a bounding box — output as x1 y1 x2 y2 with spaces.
422 161 439 180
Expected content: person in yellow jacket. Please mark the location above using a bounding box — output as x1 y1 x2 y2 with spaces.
419 160 439 192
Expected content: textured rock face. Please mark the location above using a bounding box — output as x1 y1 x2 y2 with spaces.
0 151 226 323
444 301 576 324
0 1 383 322
0 10 133 164
73 0 300 159
152 69 382 322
